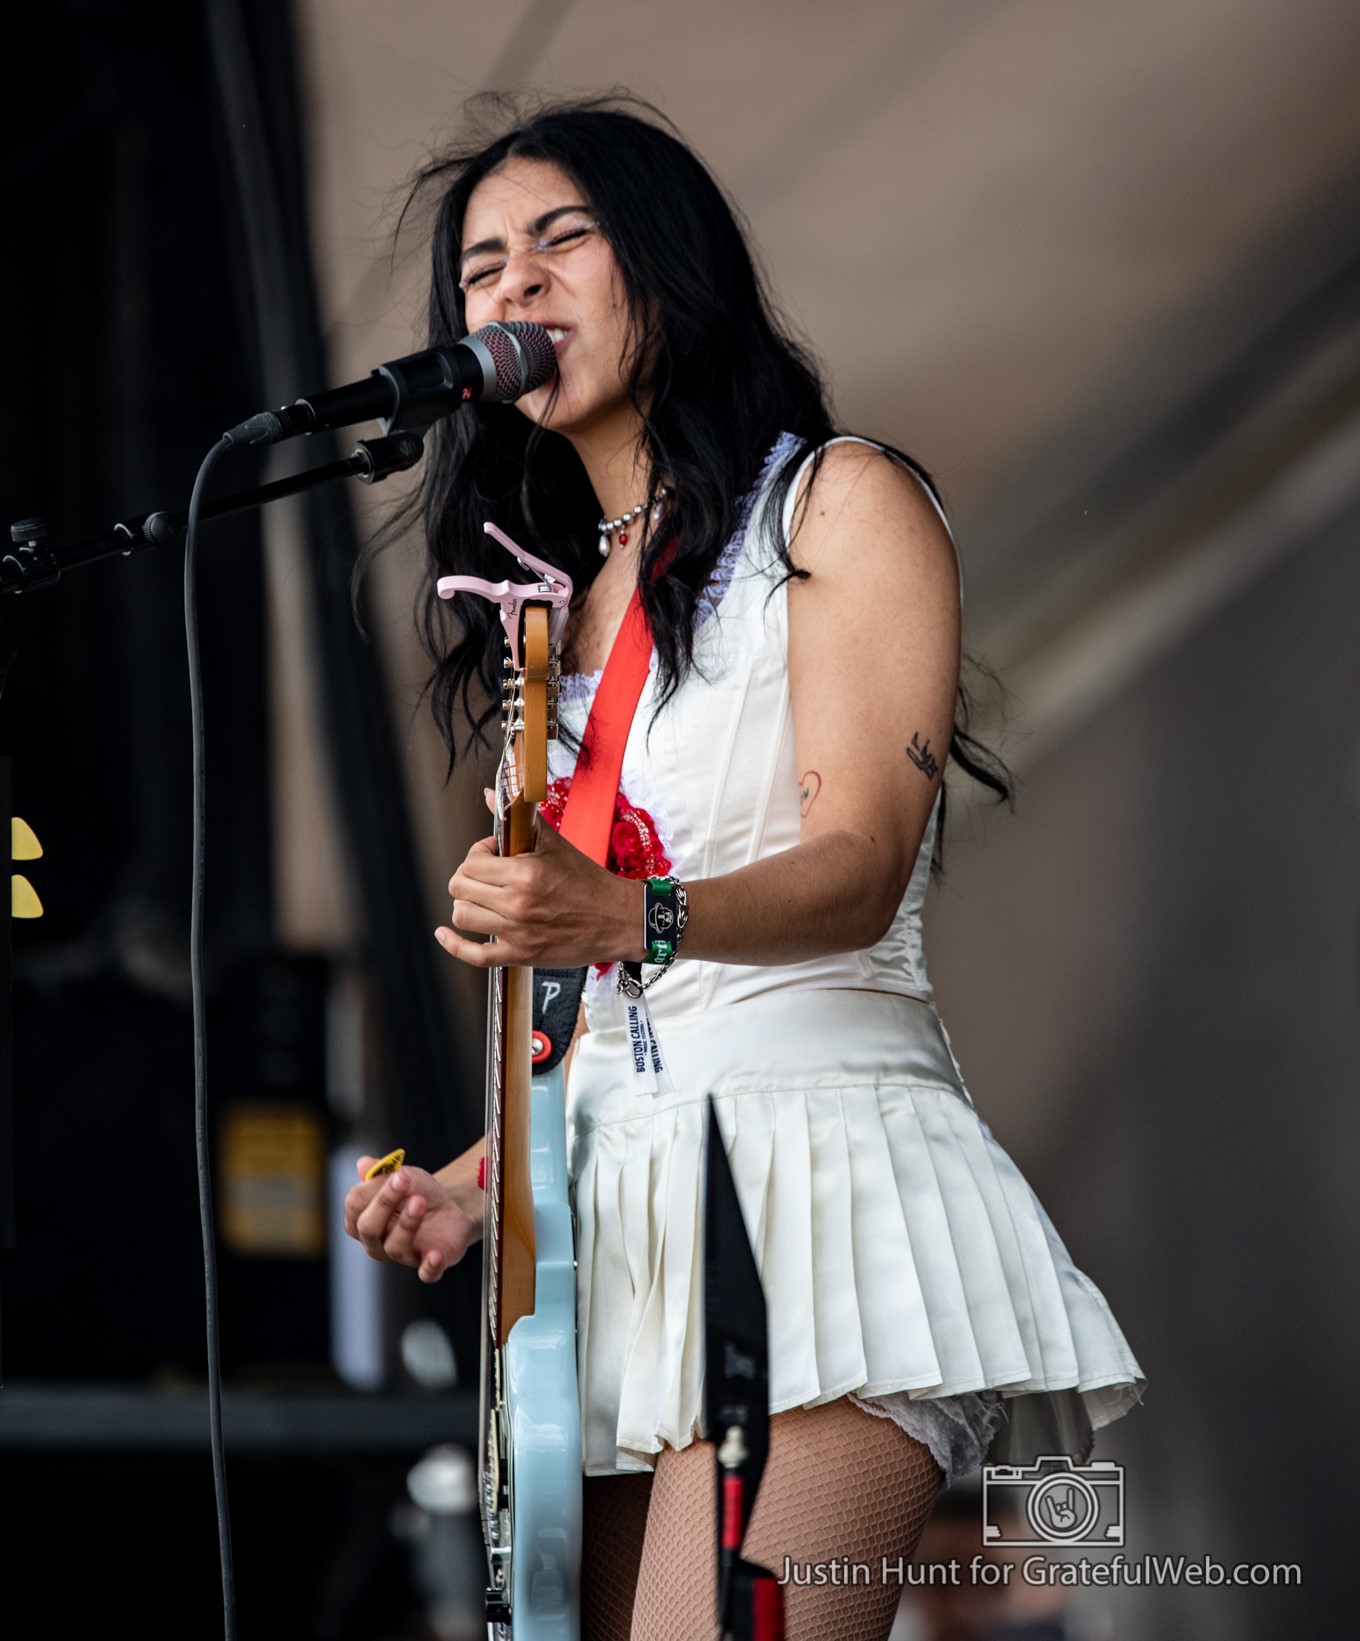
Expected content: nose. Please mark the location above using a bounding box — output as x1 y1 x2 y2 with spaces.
494 245 550 312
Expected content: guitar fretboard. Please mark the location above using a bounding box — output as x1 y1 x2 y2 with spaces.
485 961 506 1342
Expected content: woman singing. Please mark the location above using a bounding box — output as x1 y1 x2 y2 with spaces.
344 98 1144 1641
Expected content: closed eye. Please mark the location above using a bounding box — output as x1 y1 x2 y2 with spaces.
459 219 599 292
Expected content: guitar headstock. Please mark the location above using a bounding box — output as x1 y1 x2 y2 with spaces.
437 526 570 853
499 602 558 811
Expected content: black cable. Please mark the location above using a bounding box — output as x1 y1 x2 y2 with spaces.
184 433 238 1641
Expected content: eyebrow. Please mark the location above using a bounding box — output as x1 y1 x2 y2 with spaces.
459 204 593 268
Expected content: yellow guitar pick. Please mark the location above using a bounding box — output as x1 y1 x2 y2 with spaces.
365 1148 406 1180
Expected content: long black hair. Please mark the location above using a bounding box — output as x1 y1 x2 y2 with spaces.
374 93 1009 855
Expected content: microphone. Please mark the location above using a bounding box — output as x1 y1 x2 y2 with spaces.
224 321 557 447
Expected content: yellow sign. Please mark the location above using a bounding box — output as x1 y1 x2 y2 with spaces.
11 818 41 860
11 816 43 917
11 876 41 918
219 1102 326 1258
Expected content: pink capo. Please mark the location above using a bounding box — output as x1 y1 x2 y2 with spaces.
437 522 573 670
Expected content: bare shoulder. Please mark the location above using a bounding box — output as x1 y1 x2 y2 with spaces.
787 440 958 593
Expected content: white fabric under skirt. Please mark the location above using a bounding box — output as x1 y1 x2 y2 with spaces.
567 988 1145 1479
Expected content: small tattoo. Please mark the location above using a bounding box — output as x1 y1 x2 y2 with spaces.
799 771 822 816
906 734 939 780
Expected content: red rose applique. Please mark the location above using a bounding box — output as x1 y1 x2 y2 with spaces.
538 776 671 881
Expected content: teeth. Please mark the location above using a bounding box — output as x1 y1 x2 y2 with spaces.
547 329 567 343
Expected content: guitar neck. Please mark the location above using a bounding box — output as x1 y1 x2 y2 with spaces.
485 809 537 1348
483 604 554 1348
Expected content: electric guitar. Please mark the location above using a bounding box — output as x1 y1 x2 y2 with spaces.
439 529 580 1639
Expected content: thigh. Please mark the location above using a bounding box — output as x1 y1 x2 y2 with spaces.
630 1397 943 1641
581 1470 654 1641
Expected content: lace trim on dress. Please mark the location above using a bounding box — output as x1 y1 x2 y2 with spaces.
559 667 604 709
558 433 802 705
848 1388 1006 1486
693 430 801 634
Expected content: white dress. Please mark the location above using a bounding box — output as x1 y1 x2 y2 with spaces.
553 434 1145 1481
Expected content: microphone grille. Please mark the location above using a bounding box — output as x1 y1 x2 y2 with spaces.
478 321 558 401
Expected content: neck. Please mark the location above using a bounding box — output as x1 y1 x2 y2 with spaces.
566 413 654 523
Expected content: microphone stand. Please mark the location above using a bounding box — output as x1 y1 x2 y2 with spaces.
1 430 425 604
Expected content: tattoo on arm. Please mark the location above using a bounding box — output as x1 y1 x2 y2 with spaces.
799 771 822 817
906 733 940 781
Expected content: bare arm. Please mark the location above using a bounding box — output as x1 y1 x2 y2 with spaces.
435 443 960 968
686 443 959 960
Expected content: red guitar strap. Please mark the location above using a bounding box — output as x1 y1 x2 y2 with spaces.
557 586 653 867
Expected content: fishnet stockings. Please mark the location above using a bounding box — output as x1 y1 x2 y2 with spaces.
582 1472 655 1641
581 1397 942 1640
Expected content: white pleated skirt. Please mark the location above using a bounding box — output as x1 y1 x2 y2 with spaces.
567 988 1144 1477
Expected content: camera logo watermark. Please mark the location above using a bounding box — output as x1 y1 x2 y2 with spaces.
982 1455 1125 1547
779 1454 1304 1592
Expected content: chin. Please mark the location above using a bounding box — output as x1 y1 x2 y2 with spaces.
516 394 599 439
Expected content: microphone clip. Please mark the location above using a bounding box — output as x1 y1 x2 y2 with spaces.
353 432 426 485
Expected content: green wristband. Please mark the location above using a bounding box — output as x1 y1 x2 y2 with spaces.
643 876 685 964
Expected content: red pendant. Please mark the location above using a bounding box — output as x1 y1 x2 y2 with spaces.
618 531 628 545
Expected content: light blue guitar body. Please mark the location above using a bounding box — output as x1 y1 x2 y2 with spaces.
485 1061 581 1639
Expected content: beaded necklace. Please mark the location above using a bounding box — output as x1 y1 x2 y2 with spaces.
596 486 672 557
